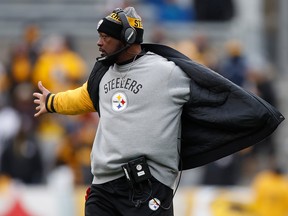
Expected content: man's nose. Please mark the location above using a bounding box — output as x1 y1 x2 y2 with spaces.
97 38 102 46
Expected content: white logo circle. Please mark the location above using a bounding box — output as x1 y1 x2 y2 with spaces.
148 198 160 211
111 92 128 112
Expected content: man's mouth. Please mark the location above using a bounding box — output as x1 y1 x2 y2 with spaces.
99 49 106 57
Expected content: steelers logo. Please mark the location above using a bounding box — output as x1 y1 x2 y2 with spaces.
148 198 160 211
111 92 128 112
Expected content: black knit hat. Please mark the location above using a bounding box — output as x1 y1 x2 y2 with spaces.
97 7 144 44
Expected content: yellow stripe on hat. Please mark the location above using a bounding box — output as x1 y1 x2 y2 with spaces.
108 13 143 29
127 16 143 29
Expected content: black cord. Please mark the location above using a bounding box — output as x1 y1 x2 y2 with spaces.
147 164 183 210
129 140 183 210
131 182 153 208
147 141 184 211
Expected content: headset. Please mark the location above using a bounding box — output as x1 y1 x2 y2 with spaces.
114 8 137 45
96 8 137 62
97 8 137 63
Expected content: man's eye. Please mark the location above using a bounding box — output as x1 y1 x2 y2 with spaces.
100 35 108 39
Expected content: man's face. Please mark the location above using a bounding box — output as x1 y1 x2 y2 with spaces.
97 32 123 58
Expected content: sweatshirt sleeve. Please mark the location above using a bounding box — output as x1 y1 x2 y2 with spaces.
46 82 96 115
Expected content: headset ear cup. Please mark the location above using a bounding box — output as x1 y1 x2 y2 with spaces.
123 27 137 44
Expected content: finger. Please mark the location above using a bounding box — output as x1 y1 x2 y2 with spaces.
33 92 41 99
34 108 40 117
34 108 44 117
34 112 40 117
34 99 40 104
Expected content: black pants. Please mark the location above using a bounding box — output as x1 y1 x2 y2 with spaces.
85 176 174 216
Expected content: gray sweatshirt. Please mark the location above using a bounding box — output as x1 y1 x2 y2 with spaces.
91 52 190 188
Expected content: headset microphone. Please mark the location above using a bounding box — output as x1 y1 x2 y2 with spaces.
96 43 131 63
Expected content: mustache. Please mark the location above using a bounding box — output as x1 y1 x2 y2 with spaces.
96 44 130 65
99 48 106 56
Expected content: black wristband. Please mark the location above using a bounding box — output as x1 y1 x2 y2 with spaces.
45 93 51 112
50 94 56 113
45 93 53 113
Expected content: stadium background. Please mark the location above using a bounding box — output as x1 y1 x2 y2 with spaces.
0 0 288 215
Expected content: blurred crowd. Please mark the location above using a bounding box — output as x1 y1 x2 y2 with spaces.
145 0 235 22
0 20 282 189
0 24 97 186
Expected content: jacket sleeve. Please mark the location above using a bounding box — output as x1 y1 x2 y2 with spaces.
46 82 96 115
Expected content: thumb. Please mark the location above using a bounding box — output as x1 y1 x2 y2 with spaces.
38 81 49 93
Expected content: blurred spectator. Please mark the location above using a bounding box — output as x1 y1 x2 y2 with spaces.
173 34 219 70
194 0 235 21
176 39 201 61
11 83 38 130
193 33 219 70
35 114 66 180
6 43 34 92
6 24 41 93
149 27 179 51
149 27 169 44
22 24 41 65
32 34 87 92
241 62 279 179
250 168 288 216
0 62 10 106
0 106 21 163
0 127 43 184
55 113 98 185
248 62 278 157
217 39 248 87
247 62 277 109
0 63 21 163
201 153 244 186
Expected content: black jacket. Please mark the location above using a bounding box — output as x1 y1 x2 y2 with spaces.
88 43 284 171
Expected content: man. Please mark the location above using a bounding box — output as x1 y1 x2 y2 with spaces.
33 7 284 216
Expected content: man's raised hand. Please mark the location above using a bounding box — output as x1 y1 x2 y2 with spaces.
33 81 50 117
